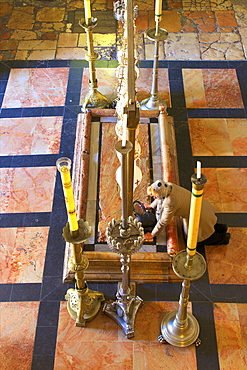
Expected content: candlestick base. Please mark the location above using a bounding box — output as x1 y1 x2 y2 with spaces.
103 282 143 338
159 310 200 347
140 96 167 111
83 88 110 109
146 27 169 42
66 284 105 327
172 250 206 280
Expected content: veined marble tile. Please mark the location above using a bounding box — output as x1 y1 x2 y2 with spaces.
0 301 39 370
214 303 247 370
206 228 247 285
202 69 244 108
137 68 171 107
2 67 69 108
98 122 150 241
0 116 63 155
0 226 49 283
0 166 56 213
55 301 196 369
182 69 207 108
80 68 118 105
183 69 244 108
203 168 247 213
189 118 247 156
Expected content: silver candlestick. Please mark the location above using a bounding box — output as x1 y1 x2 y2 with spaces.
158 172 207 347
103 140 144 338
140 20 168 110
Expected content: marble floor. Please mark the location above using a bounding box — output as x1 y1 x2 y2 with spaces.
1 1 247 370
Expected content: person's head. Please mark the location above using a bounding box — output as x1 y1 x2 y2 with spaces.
147 180 170 200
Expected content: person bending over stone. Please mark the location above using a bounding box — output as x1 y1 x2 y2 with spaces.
144 180 230 247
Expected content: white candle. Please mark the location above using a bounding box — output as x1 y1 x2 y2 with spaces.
155 0 162 16
197 161 201 179
122 114 127 148
84 0 91 23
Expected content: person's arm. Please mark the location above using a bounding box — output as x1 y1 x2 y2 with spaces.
151 204 175 236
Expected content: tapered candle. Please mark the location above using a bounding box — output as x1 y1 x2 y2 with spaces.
56 157 79 232
197 161 201 179
122 114 127 148
84 0 91 24
155 0 162 17
186 170 207 259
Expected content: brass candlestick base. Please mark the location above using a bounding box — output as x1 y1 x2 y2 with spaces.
63 219 105 327
79 18 110 109
158 250 206 347
140 27 168 111
103 217 144 338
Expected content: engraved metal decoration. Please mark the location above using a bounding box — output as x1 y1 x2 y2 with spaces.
140 18 168 110
79 18 110 109
103 140 144 338
63 219 105 327
158 172 207 347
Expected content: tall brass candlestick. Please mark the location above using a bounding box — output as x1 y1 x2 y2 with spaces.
158 165 207 347
79 2 110 109
57 157 104 327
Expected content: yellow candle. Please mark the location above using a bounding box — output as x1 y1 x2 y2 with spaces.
155 0 162 17
56 157 79 232
84 0 91 23
186 186 204 256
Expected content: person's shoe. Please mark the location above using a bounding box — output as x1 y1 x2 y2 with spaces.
222 233 231 245
214 223 228 233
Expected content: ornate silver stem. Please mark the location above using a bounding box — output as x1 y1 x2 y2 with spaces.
103 140 144 338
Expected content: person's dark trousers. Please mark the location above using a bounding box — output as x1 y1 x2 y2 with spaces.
197 223 230 247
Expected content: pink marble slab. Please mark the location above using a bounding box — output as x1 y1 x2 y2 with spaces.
98 122 150 241
183 69 244 108
206 227 247 284
0 116 63 155
0 166 57 213
55 301 197 369
214 302 247 369
2 67 69 108
203 168 247 213
0 226 49 284
0 301 39 370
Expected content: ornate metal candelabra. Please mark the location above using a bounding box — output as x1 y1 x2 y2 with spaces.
158 169 207 346
79 16 110 109
103 141 144 338
140 17 168 110
57 157 104 327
